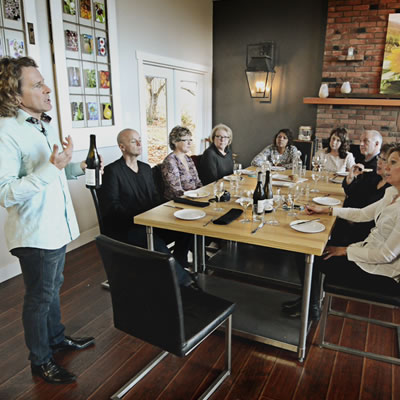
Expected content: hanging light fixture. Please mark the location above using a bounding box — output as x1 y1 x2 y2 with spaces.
245 42 276 103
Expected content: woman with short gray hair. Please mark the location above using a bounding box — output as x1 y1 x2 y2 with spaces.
161 126 202 200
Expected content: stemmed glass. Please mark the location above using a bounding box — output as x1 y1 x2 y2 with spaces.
239 190 253 223
233 162 242 196
287 185 300 216
311 167 321 193
271 151 281 169
213 181 225 211
267 189 281 225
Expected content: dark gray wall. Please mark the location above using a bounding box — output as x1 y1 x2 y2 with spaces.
213 0 328 166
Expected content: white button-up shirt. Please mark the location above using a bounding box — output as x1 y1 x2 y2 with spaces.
333 186 400 280
0 109 82 250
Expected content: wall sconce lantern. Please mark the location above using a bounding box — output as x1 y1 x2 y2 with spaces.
245 42 276 103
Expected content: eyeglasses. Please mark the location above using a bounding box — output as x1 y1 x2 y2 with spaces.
378 155 387 162
179 139 193 143
215 135 230 140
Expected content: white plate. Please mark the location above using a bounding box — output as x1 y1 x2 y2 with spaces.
184 190 210 199
272 174 308 184
336 171 348 177
271 166 286 171
330 177 343 184
223 175 243 182
239 169 255 176
312 196 341 206
174 209 206 220
290 220 325 233
271 180 293 187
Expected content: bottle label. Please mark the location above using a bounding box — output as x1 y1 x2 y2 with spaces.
85 168 97 186
265 198 273 209
256 199 266 214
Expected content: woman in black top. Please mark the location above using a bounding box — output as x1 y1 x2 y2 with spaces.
330 142 394 245
199 123 234 185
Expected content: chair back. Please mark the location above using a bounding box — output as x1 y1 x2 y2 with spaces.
95 235 186 353
89 188 105 234
152 164 166 202
190 154 202 170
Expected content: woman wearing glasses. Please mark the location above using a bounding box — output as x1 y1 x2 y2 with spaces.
199 123 234 185
251 128 299 169
161 125 202 200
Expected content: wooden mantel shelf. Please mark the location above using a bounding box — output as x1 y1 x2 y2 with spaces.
304 97 400 107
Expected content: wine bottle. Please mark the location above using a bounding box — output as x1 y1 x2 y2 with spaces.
263 170 273 209
253 171 266 220
85 134 102 189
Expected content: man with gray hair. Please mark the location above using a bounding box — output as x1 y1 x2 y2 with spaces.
343 129 382 205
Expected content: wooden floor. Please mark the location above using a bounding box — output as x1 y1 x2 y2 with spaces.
0 241 399 400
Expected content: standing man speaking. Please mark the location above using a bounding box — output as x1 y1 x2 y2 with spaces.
0 57 95 384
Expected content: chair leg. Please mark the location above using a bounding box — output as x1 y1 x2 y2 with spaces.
101 280 110 290
110 351 168 400
198 315 232 400
318 294 331 347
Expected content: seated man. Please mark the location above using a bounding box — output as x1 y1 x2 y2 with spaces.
97 128 194 287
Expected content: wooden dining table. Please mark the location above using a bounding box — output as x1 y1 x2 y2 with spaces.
134 168 346 361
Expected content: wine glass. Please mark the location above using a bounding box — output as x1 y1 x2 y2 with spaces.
287 185 300 217
267 189 281 226
311 167 321 193
233 162 242 196
213 181 225 211
271 151 281 169
239 190 253 223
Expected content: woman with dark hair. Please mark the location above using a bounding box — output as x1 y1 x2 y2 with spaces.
316 128 355 172
161 125 202 200
251 128 299 169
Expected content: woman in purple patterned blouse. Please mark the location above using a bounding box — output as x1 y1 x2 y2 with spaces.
161 126 202 200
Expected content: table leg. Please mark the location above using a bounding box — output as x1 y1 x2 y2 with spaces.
193 234 198 273
298 253 314 362
201 235 206 272
146 226 154 251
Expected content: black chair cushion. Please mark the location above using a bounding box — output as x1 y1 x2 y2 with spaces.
324 277 400 307
180 286 235 356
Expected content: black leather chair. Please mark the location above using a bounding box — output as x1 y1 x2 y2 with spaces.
95 234 235 400
319 276 400 365
151 163 166 203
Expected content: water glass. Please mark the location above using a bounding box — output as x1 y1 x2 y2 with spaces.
239 191 253 223
213 181 225 211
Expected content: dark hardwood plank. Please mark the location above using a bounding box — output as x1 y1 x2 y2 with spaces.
0 241 399 400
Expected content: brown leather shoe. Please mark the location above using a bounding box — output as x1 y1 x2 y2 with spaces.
31 359 76 384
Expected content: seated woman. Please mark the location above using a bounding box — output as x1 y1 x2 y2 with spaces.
251 128 299 169
306 143 400 315
331 142 394 245
161 125 202 200
199 123 233 185
315 128 355 173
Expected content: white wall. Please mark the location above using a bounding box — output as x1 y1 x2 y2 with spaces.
0 0 213 282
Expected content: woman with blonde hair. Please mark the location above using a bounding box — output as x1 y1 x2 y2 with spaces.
199 123 234 185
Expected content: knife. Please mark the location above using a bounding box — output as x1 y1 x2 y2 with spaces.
292 218 320 226
163 204 184 209
251 221 266 234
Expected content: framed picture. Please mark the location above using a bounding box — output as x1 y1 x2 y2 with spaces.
65 29 78 51
80 0 91 19
87 102 99 120
8 38 24 58
97 37 107 56
381 14 400 94
71 101 84 121
81 33 94 54
68 66 81 87
4 0 21 21
63 0 76 15
94 2 106 23
84 69 97 88
102 102 112 120
99 70 110 88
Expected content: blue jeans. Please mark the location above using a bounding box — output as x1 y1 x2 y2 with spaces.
11 246 67 366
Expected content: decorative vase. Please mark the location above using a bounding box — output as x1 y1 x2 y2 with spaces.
318 83 329 98
341 81 351 94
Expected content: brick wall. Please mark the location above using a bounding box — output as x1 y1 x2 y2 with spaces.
316 0 400 143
